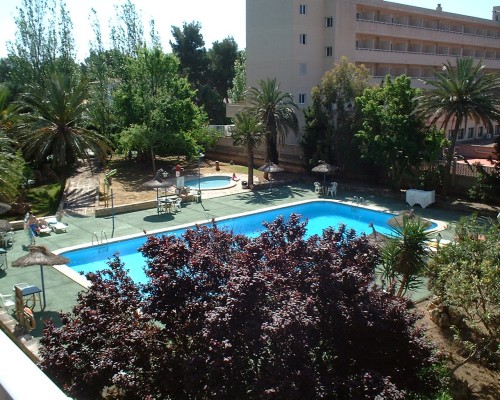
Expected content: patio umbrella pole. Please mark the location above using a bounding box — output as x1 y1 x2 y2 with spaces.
40 264 46 309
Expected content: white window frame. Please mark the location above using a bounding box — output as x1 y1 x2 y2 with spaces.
326 17 333 27
298 93 306 104
299 4 307 15
299 34 307 45
325 46 333 57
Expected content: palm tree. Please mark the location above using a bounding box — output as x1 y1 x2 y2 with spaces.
379 213 432 297
17 72 111 182
245 78 298 167
416 58 500 195
231 110 263 188
0 86 23 202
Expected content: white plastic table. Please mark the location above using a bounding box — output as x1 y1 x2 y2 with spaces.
406 189 435 208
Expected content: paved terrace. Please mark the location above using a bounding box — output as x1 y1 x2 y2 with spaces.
1 180 494 359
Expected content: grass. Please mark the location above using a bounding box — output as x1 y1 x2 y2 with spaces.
25 182 62 217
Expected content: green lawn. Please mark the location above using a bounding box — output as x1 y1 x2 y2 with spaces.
26 182 62 217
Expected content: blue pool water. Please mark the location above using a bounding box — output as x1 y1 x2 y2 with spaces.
185 176 233 190
62 201 432 284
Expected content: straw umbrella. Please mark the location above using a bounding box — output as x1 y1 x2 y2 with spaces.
12 245 70 309
0 220 12 233
0 202 12 215
311 160 337 186
258 163 285 191
141 169 176 211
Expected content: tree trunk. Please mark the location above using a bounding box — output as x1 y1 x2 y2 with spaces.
150 147 156 174
247 147 254 187
443 118 462 196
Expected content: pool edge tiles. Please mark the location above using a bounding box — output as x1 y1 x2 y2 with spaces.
53 199 447 286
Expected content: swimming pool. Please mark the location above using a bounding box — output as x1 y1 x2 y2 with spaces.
60 200 436 285
185 175 236 191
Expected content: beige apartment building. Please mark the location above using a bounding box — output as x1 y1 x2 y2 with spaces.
236 0 500 163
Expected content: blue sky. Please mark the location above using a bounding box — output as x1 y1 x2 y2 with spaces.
0 0 496 61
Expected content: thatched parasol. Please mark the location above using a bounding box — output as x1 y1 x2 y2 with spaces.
0 220 13 233
12 245 70 309
141 168 176 202
0 202 11 215
258 163 285 191
311 161 337 185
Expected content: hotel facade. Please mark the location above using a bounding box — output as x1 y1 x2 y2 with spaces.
230 0 500 165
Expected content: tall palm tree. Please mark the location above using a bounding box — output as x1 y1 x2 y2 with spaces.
245 78 298 166
17 72 111 182
0 86 23 202
416 58 500 194
231 110 263 187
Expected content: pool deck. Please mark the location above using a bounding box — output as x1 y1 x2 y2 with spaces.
0 180 494 358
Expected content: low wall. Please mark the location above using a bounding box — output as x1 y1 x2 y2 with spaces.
94 200 156 218
455 144 495 159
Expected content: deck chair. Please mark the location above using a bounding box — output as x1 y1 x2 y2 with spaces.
46 217 68 233
327 182 338 196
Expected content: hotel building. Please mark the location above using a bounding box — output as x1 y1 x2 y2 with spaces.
233 0 500 164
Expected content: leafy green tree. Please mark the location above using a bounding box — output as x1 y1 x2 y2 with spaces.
0 86 24 202
114 46 208 168
356 75 433 188
416 58 500 195
228 51 246 103
7 0 77 91
170 21 209 88
428 215 500 371
301 56 370 172
109 0 145 58
231 110 263 187
17 72 111 182
207 37 239 102
245 77 298 165
379 212 433 297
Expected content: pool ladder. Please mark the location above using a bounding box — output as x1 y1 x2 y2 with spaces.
92 230 108 245
352 196 365 206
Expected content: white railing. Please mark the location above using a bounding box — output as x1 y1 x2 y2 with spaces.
0 331 70 399
209 125 235 137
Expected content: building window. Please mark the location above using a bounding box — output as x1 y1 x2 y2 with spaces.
299 4 307 15
496 125 500 135
448 130 452 139
298 93 306 104
326 17 333 27
468 127 474 138
325 46 333 57
458 128 464 139
299 34 307 45
478 126 483 137
299 63 307 75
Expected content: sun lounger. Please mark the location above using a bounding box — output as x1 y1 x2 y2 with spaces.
46 218 68 233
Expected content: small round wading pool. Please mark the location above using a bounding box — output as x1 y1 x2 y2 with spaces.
185 175 236 191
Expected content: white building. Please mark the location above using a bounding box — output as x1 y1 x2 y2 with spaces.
238 0 500 161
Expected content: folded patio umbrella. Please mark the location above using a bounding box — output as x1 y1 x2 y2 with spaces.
12 245 70 309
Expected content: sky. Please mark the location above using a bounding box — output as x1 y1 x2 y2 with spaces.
0 0 246 61
0 0 497 61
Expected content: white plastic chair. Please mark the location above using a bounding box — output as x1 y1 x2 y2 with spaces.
173 197 182 213
314 182 322 195
327 182 338 196
0 293 15 313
